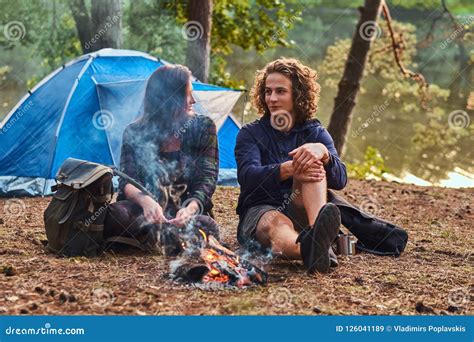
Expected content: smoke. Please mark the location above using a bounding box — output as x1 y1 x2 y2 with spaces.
236 240 274 270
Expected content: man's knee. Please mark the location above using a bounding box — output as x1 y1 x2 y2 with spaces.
260 211 293 228
256 211 293 242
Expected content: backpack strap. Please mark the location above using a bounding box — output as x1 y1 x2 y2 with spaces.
89 194 113 203
104 236 145 250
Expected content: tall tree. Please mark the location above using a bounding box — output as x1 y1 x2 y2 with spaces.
70 0 122 53
163 0 301 87
185 0 213 82
327 0 383 155
69 0 93 53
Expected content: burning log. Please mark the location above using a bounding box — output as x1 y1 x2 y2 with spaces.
170 261 210 283
168 227 267 288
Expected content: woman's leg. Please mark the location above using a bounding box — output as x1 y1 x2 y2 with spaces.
104 200 147 239
104 200 158 250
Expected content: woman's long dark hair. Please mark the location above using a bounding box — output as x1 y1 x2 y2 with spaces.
139 64 192 142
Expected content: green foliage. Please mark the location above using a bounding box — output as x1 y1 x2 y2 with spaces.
0 0 47 49
124 1 186 64
1 0 303 89
320 21 421 101
0 66 11 85
33 13 82 82
347 146 389 180
162 0 303 87
166 0 301 53
388 0 474 13
1 1 81 89
320 17 472 182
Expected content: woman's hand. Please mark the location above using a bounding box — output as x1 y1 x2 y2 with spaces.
289 143 329 174
169 200 200 227
293 160 326 183
141 197 168 225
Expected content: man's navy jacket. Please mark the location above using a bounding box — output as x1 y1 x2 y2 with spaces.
235 115 347 217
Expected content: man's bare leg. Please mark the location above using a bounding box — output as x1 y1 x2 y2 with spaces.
292 177 340 271
255 210 300 259
292 178 327 226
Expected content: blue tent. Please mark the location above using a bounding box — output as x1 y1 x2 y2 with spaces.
0 49 242 196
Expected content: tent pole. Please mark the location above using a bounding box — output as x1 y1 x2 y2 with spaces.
240 90 248 125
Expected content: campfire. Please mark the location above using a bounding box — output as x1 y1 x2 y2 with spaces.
168 227 267 288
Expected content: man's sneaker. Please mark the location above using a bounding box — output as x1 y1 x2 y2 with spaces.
295 228 316 272
296 203 341 274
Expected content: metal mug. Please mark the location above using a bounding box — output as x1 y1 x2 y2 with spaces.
336 233 357 255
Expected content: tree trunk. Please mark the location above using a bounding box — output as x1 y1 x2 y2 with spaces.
70 0 122 53
327 0 383 155
185 0 213 82
90 0 123 51
69 0 93 53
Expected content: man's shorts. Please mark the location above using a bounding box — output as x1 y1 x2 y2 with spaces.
237 202 310 248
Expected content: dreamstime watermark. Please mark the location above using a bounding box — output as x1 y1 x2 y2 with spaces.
262 13 299 50
440 15 474 49
3 20 26 42
359 196 380 218
91 287 115 307
173 115 199 138
352 100 390 139
448 110 470 129
3 198 26 219
0 100 34 135
260 189 300 227
181 21 203 41
268 287 293 308
359 20 382 41
270 110 293 131
84 15 121 51
448 286 472 306
92 109 115 130
84 202 109 228
5 323 85 336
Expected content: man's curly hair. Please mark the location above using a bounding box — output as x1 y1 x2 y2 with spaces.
250 57 321 124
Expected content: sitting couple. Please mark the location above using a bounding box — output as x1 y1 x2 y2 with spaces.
113 58 346 274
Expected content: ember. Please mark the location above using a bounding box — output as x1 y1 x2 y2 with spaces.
168 227 267 288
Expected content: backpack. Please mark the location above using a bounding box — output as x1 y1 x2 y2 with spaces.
44 158 114 256
44 158 156 257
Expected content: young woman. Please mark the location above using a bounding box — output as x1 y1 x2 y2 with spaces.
235 58 347 274
105 64 219 251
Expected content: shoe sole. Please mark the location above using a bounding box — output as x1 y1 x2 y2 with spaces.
307 203 341 274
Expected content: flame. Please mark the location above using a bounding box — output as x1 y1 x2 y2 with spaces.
200 248 238 283
177 228 262 286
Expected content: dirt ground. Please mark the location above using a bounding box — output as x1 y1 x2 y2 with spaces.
0 179 472 315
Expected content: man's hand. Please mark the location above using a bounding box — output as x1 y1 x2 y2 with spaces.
294 160 326 183
289 143 329 174
141 197 168 225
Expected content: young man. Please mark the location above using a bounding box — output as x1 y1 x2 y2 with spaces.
235 58 347 274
